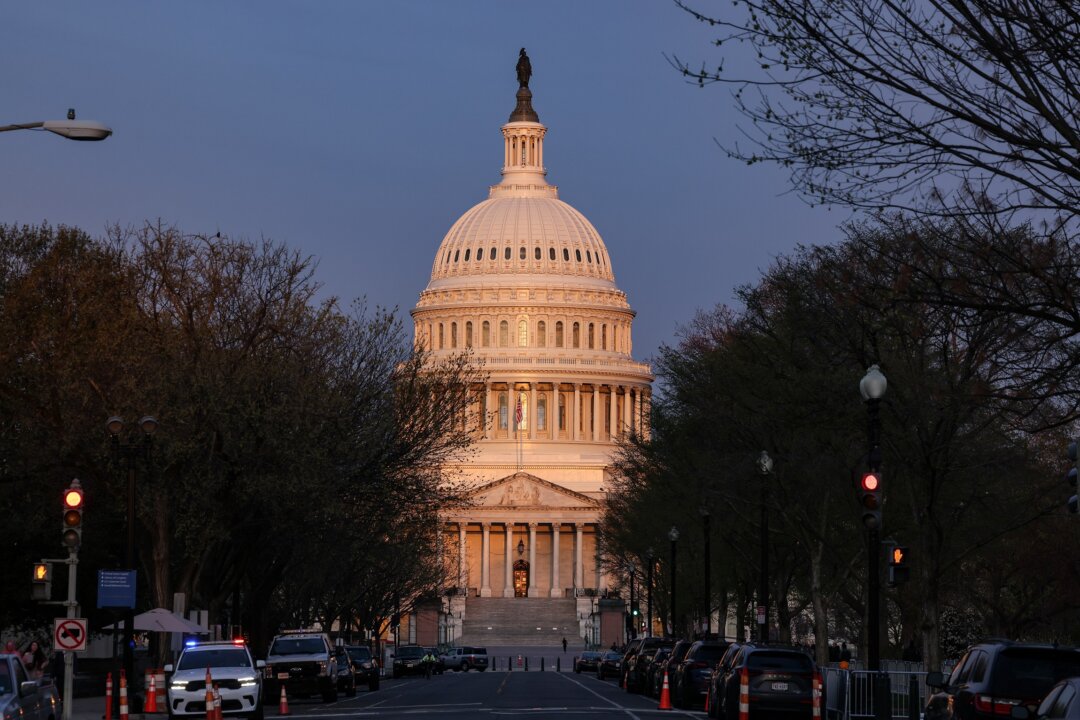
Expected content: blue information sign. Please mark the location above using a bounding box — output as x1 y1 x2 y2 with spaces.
97 570 136 609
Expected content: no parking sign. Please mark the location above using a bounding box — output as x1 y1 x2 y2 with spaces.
54 618 87 652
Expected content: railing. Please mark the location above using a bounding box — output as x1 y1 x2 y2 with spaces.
479 354 651 374
823 667 927 720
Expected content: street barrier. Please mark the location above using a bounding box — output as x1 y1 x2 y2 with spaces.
822 667 928 719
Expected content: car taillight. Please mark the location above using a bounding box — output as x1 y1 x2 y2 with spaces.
974 694 1021 715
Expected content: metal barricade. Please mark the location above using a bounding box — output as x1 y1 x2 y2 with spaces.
823 667 928 719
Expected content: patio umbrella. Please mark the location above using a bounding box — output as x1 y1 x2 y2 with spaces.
102 608 209 633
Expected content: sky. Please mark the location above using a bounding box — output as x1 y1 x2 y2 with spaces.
2 1 851 365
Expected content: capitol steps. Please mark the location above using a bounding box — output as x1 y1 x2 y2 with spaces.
457 597 578 647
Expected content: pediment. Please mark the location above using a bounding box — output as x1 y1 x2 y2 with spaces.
465 472 600 509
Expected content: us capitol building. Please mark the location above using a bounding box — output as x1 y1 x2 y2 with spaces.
410 51 653 648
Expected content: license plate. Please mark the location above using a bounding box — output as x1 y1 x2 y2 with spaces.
276 673 289 680
772 682 789 691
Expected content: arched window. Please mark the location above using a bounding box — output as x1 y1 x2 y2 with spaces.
427 322 433 348
504 247 511 260
482 321 491 347
499 392 509 430
518 320 528 347
549 247 556 260
572 322 580 348
465 321 473 348
563 248 570 261
576 249 582 262
586 250 592 263
451 322 458 349
438 323 445 350
534 247 541 260
491 246 496 260
464 249 470 261
537 394 547 431
601 324 607 350
612 325 618 352
446 251 451 263
519 246 526 260
555 321 564 347
588 323 595 349
499 320 509 347
558 391 566 431
537 321 546 347
517 391 528 431
454 250 459 262
477 247 484 261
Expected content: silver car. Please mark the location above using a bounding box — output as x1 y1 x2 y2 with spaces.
165 641 264 720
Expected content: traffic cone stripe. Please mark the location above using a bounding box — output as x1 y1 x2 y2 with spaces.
278 685 291 716
205 669 215 720
812 672 822 719
658 669 672 711
119 670 129 720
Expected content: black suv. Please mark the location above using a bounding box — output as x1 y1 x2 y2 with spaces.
264 631 338 703
926 640 1080 719
716 644 819 719
624 638 674 694
344 646 379 691
670 640 730 709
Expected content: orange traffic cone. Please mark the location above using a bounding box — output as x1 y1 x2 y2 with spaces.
704 685 710 715
278 685 290 716
105 672 114 720
119 670 129 720
738 666 750 720
204 669 214 720
658 670 672 711
215 685 224 720
145 673 159 713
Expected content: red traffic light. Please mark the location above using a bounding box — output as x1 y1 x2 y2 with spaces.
63 487 83 509
860 473 880 492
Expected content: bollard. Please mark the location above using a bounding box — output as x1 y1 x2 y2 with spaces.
541 657 545 672
908 675 919 720
557 658 561 672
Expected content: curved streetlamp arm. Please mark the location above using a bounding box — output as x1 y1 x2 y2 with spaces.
0 122 46 132
1 119 112 141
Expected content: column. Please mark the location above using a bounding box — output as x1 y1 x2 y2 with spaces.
458 523 467 591
608 385 617 441
574 523 584 590
596 386 604 442
529 384 537 440
633 389 640 435
622 386 631 438
550 523 562 597
594 534 603 589
503 522 515 597
527 522 538 597
485 384 494 440
643 391 651 441
573 384 581 441
480 523 491 597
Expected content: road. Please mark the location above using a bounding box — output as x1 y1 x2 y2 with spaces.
273 670 702 719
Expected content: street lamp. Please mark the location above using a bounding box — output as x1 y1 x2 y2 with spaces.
700 506 711 637
757 451 773 643
625 562 636 640
860 365 887 720
107 415 157 710
1 109 112 141
645 547 654 637
668 525 679 637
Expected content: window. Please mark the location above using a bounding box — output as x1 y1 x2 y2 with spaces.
499 392 509 430
534 247 541 260
586 250 592 263
465 321 473 348
482 321 490 347
464 249 470 261
505 247 511 260
588 323 594 349
517 392 528 430
519 246 526 260
537 395 547 431
549 247 556 260
451 322 458 349
477 247 484 261
558 392 566 431
518 320 528 346
537 321 546 347
454 250 459 262
555 321 564 347
499 320 509 347
563 248 570 261
601 324 607 350
573 322 580 348
446 251 451 263
575 249 582 262
438 323 445 350
491 246 496 260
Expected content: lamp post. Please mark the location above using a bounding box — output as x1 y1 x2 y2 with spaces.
860 365 888 720
645 547 654 637
106 415 158 711
668 526 679 637
1 109 112 141
701 507 711 636
757 451 773 643
626 563 636 640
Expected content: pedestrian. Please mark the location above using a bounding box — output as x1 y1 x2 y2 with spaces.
421 649 437 679
828 641 839 663
22 640 49 679
839 642 852 662
562 637 567 653
902 639 921 663
2 641 17 655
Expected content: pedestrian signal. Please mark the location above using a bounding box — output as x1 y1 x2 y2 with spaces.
62 479 84 549
32 562 52 600
887 544 909 585
858 472 882 530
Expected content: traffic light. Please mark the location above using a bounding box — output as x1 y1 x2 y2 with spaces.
31 562 52 600
62 478 84 549
1067 440 1078 515
631 604 640 618
887 545 909 585
859 472 882 529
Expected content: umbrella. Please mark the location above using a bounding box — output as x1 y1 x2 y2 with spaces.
102 608 209 634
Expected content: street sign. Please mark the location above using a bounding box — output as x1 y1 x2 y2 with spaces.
54 618 87 652
97 570 136 608
756 605 766 624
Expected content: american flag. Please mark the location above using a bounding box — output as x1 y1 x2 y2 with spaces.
515 398 523 426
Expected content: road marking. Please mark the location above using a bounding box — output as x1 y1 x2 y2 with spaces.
557 673 701 718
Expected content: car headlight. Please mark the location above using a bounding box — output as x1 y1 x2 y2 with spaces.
169 681 187 690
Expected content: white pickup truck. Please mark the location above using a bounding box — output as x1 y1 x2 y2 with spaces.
0 654 62 720
439 646 489 672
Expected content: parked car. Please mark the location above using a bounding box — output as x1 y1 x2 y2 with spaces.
333 649 357 697
619 638 646 689
716 644 819 720
263 630 337 703
391 646 428 678
0 653 62 720
625 638 674 694
643 648 672 699
166 640 265 719
707 642 744 718
343 646 379 692
574 651 603 674
926 640 1080 720
1012 676 1080 720
440 647 489 672
657 640 694 701
597 652 622 681
670 640 729 709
